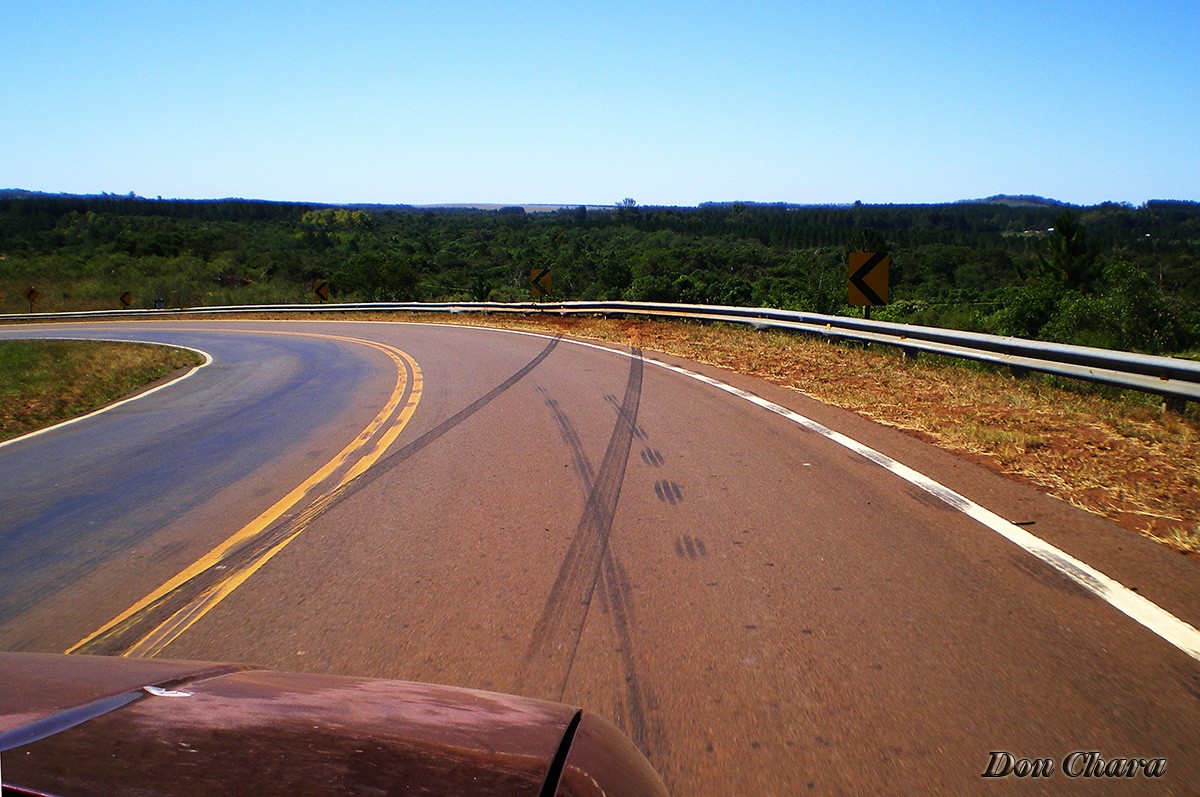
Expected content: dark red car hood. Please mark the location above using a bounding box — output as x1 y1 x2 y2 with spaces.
0 653 668 796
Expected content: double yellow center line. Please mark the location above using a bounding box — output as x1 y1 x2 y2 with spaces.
66 331 423 658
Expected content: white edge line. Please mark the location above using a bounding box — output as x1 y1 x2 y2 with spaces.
391 320 1200 663
14 318 1200 662
0 337 213 451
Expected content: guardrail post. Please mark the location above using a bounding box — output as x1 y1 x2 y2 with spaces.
1164 395 1187 414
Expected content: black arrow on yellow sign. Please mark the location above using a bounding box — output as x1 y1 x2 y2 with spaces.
313 280 331 302
530 268 551 299
848 252 889 306
119 291 133 308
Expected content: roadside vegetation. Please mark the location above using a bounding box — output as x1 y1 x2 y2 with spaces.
0 339 203 441
2 192 1198 356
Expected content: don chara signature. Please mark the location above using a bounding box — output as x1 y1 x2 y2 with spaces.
982 751 1167 779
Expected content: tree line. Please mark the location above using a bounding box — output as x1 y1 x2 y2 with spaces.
1 192 1197 354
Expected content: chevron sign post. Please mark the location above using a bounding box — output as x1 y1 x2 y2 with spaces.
530 268 551 299
848 252 889 316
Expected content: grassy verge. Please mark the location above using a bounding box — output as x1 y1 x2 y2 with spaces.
375 312 1199 557
0 340 204 442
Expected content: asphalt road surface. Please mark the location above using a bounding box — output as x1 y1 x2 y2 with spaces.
1 319 1198 795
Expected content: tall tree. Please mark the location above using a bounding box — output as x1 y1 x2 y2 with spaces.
1041 211 1097 290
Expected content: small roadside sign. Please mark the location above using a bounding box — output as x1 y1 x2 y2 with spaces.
313 280 331 302
530 268 551 299
119 291 134 308
25 287 40 312
848 252 889 306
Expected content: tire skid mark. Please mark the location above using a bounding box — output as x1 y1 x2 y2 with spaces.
654 479 684 505
603 555 667 758
674 534 706 560
541 391 596 488
68 333 424 657
525 358 667 762
407 322 1200 667
332 335 563 500
640 447 665 467
76 495 334 656
71 334 561 658
603 394 648 440
520 351 644 700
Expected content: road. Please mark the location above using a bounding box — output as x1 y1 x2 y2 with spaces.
1 318 1198 794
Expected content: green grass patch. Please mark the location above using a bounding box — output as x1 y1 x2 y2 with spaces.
0 340 204 441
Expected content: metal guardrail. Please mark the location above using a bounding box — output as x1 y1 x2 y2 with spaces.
3 300 1198 409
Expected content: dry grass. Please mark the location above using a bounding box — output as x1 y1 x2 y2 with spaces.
370 312 1199 557
0 340 204 441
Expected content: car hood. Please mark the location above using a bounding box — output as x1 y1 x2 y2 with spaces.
0 653 668 797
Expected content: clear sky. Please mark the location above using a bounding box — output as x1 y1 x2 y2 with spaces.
3 1 1197 207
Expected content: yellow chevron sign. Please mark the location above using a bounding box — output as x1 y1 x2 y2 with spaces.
848 252 889 306
530 268 551 298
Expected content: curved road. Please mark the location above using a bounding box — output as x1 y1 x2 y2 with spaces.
1 319 1198 794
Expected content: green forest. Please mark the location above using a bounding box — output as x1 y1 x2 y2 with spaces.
2 191 1198 355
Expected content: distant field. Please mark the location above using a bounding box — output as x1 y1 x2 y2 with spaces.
0 340 204 441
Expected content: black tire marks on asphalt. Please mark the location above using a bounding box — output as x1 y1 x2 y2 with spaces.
604 393 648 441
598 553 666 760
521 349 667 760
675 534 706 560
521 351 642 695
74 335 563 657
654 479 683 505
370 335 561 474
640 448 665 467
537 388 596 489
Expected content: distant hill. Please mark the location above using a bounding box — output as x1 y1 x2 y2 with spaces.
963 194 1072 208
413 203 611 214
0 188 50 199
5 189 1191 212
0 191 612 215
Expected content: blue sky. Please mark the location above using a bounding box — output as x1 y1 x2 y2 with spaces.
3 1 1197 206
